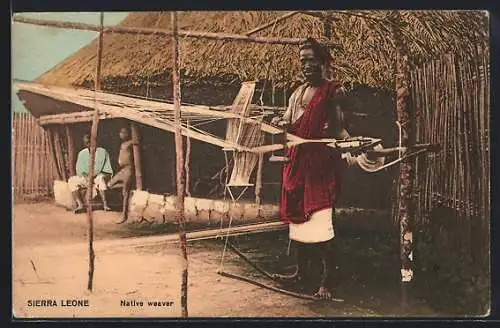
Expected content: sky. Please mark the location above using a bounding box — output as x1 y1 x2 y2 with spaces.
12 12 129 113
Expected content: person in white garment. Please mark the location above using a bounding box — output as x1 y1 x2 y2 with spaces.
270 37 385 300
68 133 113 213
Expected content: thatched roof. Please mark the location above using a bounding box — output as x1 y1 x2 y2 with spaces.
36 10 488 90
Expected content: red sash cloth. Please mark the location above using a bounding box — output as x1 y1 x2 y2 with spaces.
280 80 344 224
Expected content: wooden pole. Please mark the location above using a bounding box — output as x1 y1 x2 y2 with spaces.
17 115 25 194
46 128 62 181
185 120 191 197
13 16 340 48
130 122 143 190
33 118 40 195
171 11 189 318
271 82 275 106
245 11 300 36
53 128 68 182
86 12 104 292
65 125 76 177
37 111 117 125
255 153 264 205
392 12 414 312
217 271 343 302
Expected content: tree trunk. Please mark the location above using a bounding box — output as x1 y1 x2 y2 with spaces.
393 12 415 311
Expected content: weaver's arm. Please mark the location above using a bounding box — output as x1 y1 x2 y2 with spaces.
336 105 350 139
326 86 350 139
271 90 297 127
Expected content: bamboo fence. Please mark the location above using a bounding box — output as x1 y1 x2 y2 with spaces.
408 49 490 256
12 113 59 198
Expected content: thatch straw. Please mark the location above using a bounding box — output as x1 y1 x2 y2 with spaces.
35 11 488 90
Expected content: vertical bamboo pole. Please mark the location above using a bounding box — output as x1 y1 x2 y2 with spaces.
36 122 41 194
184 121 191 197
29 116 35 194
457 58 468 252
47 129 55 194
65 124 76 177
26 115 31 194
255 153 264 204
19 114 26 195
14 116 19 195
271 82 275 107
33 118 40 195
29 115 34 194
39 127 45 195
24 115 30 194
12 116 17 196
130 122 143 190
481 47 489 239
392 14 414 312
86 12 104 292
54 128 68 181
171 11 188 318
255 81 273 204
44 128 49 194
46 128 61 181
15 115 21 195
27 116 33 195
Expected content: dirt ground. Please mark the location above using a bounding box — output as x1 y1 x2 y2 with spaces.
13 201 443 318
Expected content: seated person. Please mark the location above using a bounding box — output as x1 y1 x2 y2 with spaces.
107 127 135 224
68 133 113 213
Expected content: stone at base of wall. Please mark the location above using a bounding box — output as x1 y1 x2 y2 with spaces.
53 180 118 211
52 181 392 231
127 189 280 225
53 180 75 210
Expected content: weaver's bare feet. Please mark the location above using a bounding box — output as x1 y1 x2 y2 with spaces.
313 286 332 300
103 206 112 211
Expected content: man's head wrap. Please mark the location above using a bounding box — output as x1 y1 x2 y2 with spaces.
299 37 333 64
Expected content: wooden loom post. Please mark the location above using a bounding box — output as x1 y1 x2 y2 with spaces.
130 122 143 190
392 12 414 311
255 81 273 204
171 11 189 318
65 124 76 177
86 12 104 292
185 121 191 197
255 153 264 205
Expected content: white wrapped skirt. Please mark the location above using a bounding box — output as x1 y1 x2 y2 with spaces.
289 208 334 243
